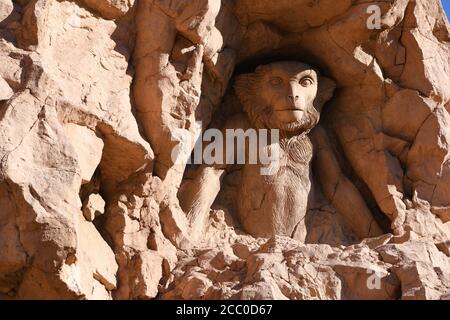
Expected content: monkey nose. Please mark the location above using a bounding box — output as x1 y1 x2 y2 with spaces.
288 95 299 103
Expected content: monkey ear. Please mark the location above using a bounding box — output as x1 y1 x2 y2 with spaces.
234 73 256 104
314 76 336 112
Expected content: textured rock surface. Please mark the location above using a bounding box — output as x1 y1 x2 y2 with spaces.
0 0 449 300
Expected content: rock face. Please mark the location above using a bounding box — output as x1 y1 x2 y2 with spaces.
0 0 449 300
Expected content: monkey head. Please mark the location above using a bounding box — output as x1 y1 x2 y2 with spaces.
234 61 336 133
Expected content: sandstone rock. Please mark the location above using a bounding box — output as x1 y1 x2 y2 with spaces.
24 0 153 193
0 0 148 299
162 236 402 300
0 40 26 91
407 107 450 221
0 77 13 100
78 219 118 298
82 193 105 222
232 243 251 260
64 123 104 184
104 172 177 299
240 280 289 300
133 0 238 182
377 241 450 299
0 0 450 301
81 0 134 19
128 251 163 300
234 0 352 33
0 0 13 23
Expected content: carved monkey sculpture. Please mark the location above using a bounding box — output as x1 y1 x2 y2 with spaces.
180 61 382 242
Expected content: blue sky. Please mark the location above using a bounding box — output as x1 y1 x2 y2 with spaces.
443 0 450 20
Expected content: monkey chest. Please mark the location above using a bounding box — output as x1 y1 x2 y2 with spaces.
238 135 313 202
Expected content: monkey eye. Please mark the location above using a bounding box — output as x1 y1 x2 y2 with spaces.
269 77 283 86
300 77 314 87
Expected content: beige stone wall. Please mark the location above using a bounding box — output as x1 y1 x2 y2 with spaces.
0 0 449 300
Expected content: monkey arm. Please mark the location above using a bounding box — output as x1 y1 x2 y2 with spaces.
179 113 250 236
312 126 384 238
179 165 226 235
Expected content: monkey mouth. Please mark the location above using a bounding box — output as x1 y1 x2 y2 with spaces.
275 107 303 112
